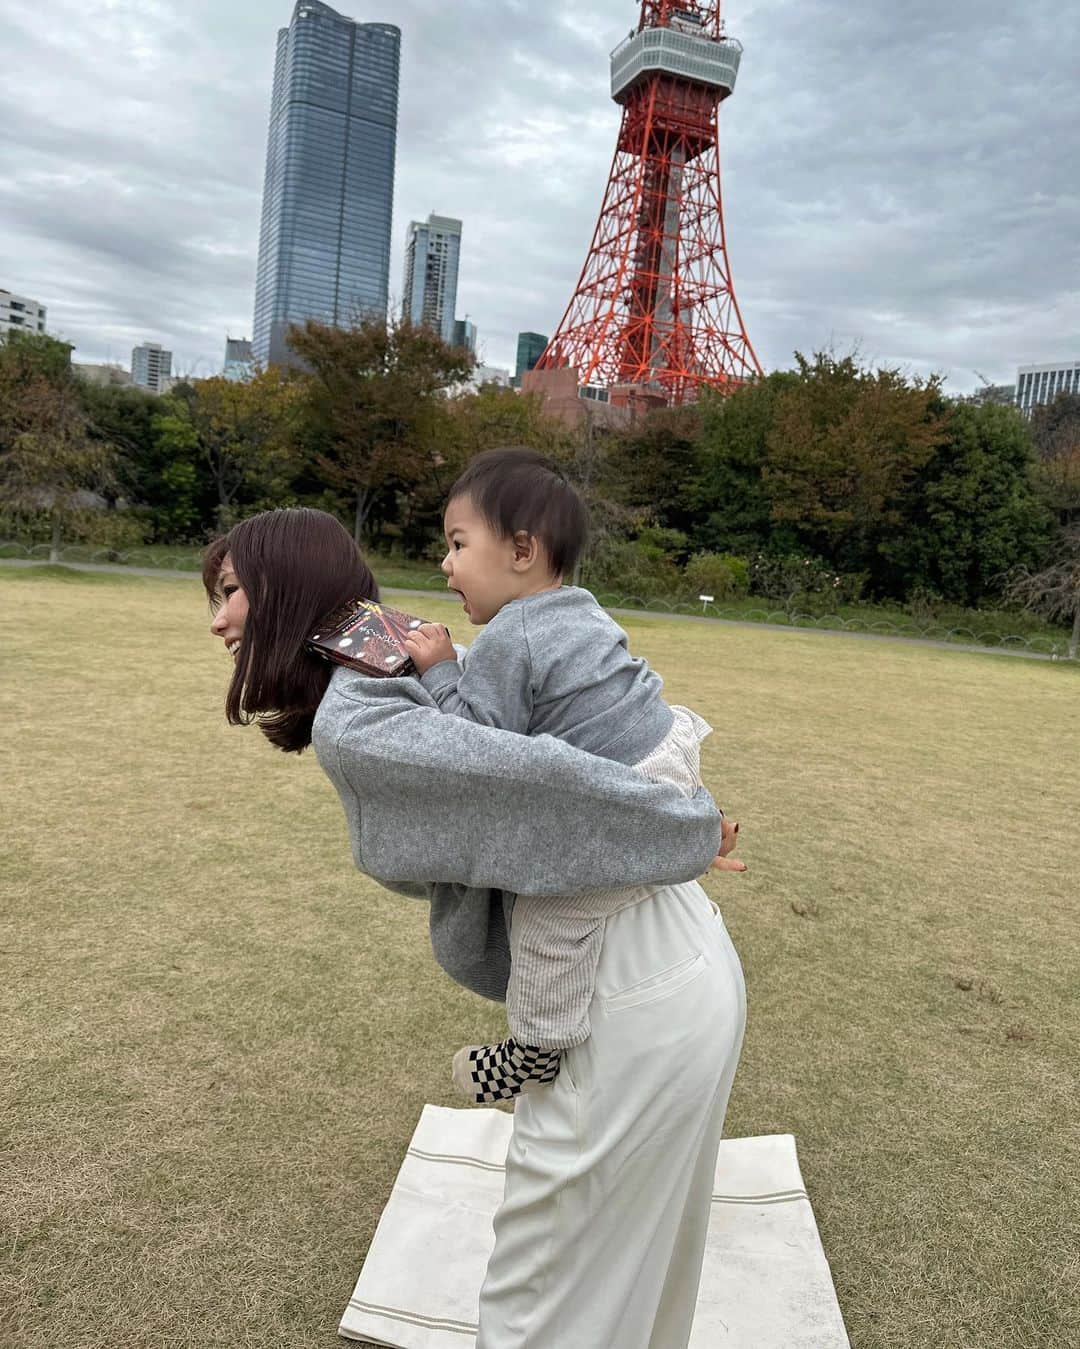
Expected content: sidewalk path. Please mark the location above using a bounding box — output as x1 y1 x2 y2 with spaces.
1 558 1070 664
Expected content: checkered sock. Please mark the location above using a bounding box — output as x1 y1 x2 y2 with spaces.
451 1036 562 1104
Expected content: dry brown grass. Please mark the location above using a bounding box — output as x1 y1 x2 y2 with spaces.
2 566 1078 1348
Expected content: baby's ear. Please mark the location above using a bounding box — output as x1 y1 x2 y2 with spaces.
512 530 540 567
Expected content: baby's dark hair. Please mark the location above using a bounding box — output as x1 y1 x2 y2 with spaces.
447 446 589 578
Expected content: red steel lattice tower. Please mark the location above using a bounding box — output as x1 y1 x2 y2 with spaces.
533 1 761 405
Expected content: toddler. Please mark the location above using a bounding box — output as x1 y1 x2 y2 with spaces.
404 447 741 1103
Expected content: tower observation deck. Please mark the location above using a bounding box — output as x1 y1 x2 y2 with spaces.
528 1 760 407
610 23 742 101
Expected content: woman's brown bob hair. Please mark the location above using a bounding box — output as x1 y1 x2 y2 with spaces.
203 507 378 753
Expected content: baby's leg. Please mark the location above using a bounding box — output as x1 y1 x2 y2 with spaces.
452 1037 561 1103
450 897 609 1104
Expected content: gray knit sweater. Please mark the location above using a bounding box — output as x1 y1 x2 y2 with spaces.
311 666 722 1002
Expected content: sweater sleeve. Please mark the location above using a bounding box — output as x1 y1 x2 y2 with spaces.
418 606 533 732
324 685 721 897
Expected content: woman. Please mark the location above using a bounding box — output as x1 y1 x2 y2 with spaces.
206 507 746 1348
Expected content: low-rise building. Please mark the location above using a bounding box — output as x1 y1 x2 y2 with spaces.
73 363 133 388
1 287 47 340
473 364 511 388
520 366 667 429
1016 360 1080 417
961 383 1016 408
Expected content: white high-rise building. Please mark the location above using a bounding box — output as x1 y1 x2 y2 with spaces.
1 287 47 341
131 342 172 393
1016 360 1080 417
402 214 462 346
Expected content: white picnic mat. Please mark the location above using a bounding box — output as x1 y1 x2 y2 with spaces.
340 1104 849 1348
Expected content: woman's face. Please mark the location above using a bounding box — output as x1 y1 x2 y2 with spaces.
209 552 249 661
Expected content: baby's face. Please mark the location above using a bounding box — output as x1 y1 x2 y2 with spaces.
440 495 522 625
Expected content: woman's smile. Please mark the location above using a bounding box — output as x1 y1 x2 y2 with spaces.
209 552 250 655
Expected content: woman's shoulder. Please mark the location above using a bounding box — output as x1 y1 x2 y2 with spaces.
313 665 436 742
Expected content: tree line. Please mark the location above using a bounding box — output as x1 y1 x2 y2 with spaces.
1 323 1078 646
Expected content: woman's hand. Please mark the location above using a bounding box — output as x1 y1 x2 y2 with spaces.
403 623 457 676
710 817 747 873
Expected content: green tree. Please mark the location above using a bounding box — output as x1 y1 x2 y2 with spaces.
146 404 209 540
689 371 796 555
287 314 474 543
1030 392 1080 529
444 384 571 458
0 330 74 385
882 401 1050 604
80 381 161 506
595 407 702 541
381 385 578 557
164 369 300 532
1030 391 1080 462
0 335 117 560
763 352 950 585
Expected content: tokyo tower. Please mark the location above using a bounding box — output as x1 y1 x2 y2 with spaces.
528 1 761 407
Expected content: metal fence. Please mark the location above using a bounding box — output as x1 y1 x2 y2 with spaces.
2 541 1074 661
0 541 204 570
589 592 1075 660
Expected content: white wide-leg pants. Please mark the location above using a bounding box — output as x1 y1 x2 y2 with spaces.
476 880 747 1349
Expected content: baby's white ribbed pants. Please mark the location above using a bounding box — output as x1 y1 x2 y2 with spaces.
476 880 746 1348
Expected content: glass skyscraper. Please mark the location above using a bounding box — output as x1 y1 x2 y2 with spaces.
253 1 400 367
515 331 549 384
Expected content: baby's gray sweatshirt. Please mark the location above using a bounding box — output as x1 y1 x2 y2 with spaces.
419 587 697 1049
419 587 673 765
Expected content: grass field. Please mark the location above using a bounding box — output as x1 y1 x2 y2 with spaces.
2 565 1078 1348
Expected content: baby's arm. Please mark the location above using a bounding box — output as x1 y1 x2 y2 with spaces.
403 609 534 733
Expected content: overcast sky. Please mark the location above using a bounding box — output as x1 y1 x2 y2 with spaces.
2 0 1076 391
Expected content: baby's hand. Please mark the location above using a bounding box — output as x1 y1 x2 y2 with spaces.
403 622 456 676
711 817 747 873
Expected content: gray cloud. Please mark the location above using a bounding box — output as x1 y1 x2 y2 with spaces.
1 0 1076 390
